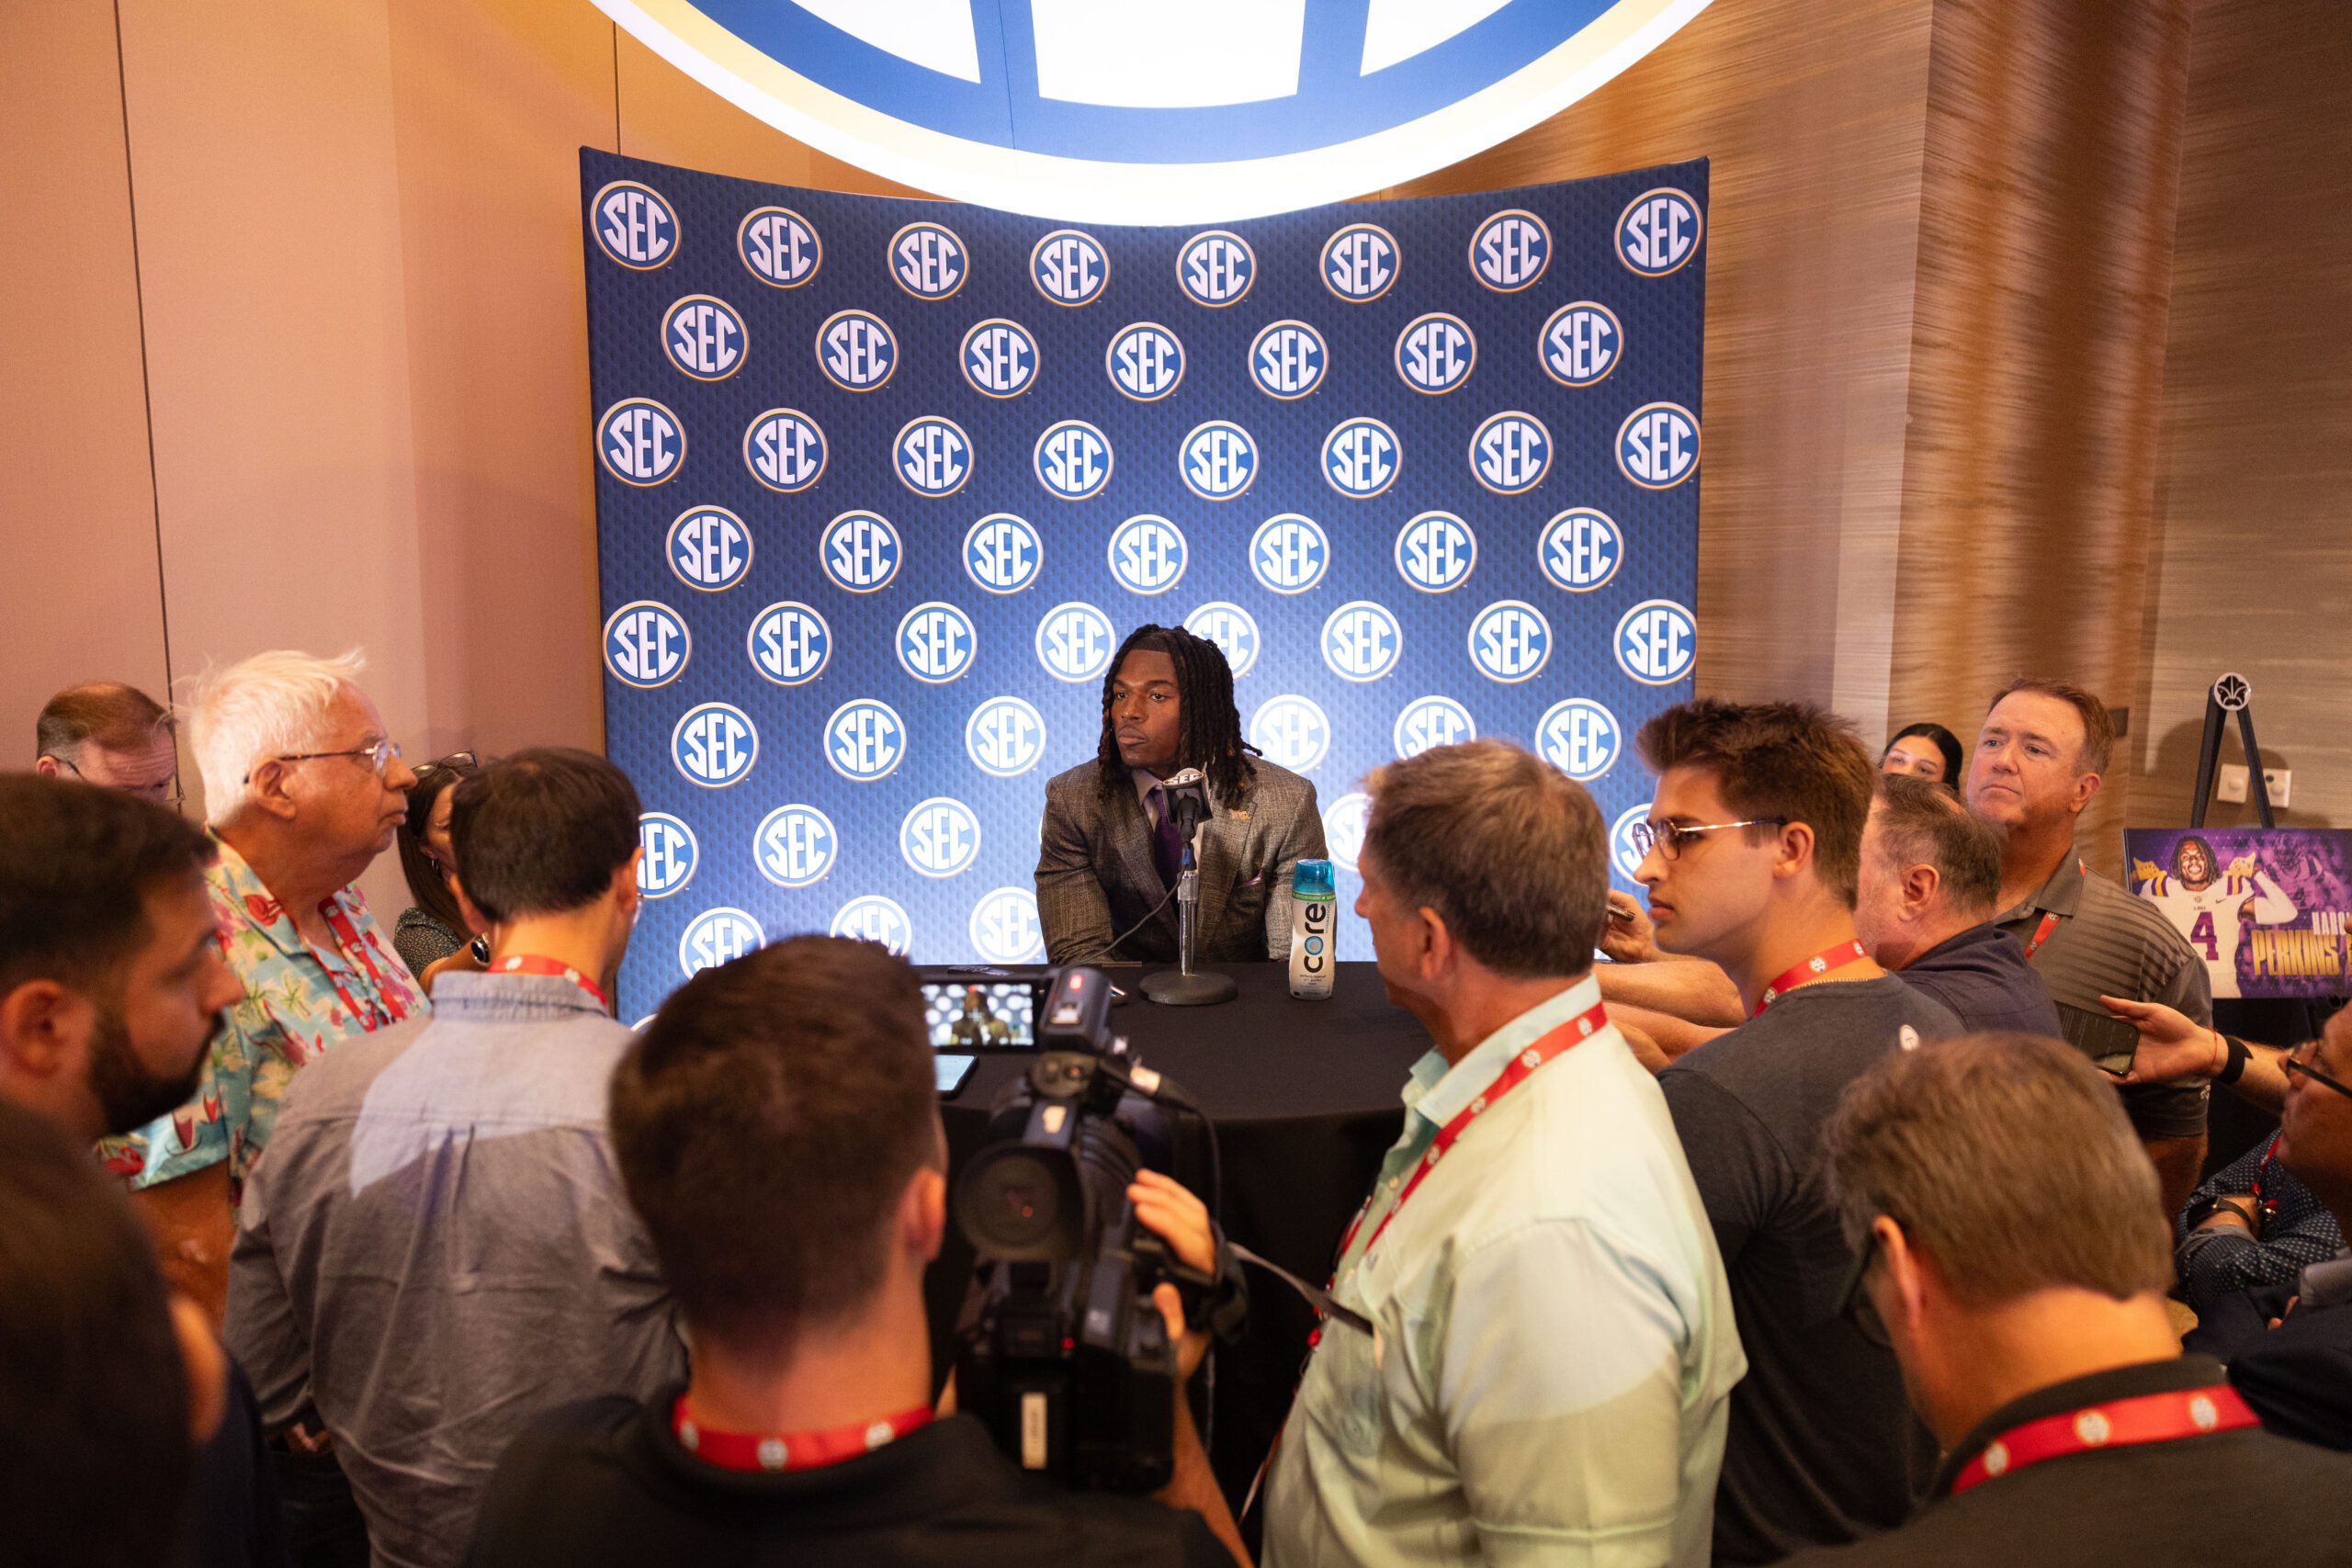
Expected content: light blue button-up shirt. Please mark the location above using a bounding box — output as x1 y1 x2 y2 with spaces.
1264 976 1745 1568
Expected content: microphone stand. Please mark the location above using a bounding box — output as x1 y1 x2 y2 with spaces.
1143 791 1238 1008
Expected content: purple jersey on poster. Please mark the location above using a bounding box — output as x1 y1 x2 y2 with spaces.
2124 828 2352 999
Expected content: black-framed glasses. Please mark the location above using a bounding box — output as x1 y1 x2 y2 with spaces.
2284 1040 2352 1103
1837 1227 1893 1348
42 752 186 809
414 750 478 777
245 737 401 784
1627 817 1789 862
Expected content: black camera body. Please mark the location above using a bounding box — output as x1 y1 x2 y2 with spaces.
952 968 1199 1492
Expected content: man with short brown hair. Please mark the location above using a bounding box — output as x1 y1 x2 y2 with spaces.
35 680 181 805
1632 700 1960 1563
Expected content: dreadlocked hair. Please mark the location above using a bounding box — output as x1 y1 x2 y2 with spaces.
1094 625 1259 803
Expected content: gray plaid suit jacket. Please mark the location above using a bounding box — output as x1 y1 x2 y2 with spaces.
1034 758 1327 965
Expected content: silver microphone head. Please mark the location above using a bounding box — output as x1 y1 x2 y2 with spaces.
1160 767 1207 789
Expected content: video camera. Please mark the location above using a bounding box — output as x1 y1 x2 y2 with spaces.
951 967 1245 1491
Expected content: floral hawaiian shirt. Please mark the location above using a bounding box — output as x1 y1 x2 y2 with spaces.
98 834 427 1196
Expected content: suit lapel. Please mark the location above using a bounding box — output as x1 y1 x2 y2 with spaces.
1193 811 1240 946
1106 784 1175 934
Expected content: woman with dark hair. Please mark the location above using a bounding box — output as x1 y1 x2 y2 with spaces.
1881 722 1963 793
392 751 479 979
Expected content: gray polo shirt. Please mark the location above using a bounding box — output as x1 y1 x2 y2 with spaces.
1993 853 2211 1139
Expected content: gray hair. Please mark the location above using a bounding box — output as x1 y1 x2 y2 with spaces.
1871 773 2002 919
187 649 369 825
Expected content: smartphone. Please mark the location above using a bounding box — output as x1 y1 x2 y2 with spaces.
2054 1003 2140 1077
934 1053 978 1097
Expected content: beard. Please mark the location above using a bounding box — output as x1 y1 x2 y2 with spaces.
86 1002 216 1138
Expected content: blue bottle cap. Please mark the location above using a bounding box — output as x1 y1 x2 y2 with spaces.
1292 858 1335 899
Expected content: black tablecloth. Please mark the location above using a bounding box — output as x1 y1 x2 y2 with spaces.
922 960 1431 1508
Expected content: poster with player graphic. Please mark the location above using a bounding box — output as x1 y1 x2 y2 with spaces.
583 149 1705 1018
2125 829 2352 999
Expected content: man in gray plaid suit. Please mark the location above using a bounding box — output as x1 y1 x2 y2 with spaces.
1036 626 1327 966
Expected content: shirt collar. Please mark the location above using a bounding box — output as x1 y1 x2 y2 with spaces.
1131 767 1218 817
206 831 360 964
427 970 611 1019
1996 850 2088 925
1928 1356 2224 1498
1407 974 1607 1132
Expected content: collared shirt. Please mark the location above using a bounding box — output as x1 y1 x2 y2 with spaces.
98 833 425 1194
1993 852 2210 1139
1894 922 2063 1036
1132 766 1211 868
1264 976 1745 1568
225 971 684 1568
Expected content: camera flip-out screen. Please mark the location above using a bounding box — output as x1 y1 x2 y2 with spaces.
916 967 1056 1053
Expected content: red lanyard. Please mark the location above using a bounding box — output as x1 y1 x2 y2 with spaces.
1339 999 1611 1269
2251 1133 2284 1224
314 897 413 1032
489 953 609 1009
1951 1384 2256 1495
1754 940 1871 1014
672 1395 931 1472
2019 861 2088 959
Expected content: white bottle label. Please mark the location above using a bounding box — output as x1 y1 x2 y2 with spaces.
1290 896 1336 998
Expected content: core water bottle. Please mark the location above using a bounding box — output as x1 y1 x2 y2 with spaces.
1288 858 1336 999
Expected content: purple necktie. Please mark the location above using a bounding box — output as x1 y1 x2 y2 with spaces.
1148 784 1184 888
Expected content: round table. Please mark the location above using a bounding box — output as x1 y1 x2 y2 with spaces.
922 960 1431 1509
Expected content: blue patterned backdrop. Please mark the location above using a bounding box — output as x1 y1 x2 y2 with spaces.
582 148 1705 1019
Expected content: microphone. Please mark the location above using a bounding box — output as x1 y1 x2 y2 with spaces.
1141 766 1237 1008
1159 768 1210 866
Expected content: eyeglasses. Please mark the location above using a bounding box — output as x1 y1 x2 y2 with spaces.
1627 818 1789 861
42 752 186 809
245 737 402 784
2284 1039 2352 1103
413 750 478 777
1837 1227 1893 1348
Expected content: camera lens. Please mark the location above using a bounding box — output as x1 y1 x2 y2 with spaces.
956 1145 1083 1261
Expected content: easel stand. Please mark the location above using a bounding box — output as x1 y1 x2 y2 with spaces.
2188 671 2275 829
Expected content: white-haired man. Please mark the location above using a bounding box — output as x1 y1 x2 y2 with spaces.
99 650 424 1321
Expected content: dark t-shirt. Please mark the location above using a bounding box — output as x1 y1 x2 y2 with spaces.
465 1393 1227 1568
2186 1280 2352 1450
1659 975 1962 1565
1894 922 2063 1037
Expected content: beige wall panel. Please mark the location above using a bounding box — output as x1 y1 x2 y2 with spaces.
0 0 172 759
117 0 426 919
1391 0 1939 728
2130 0 2352 833
381 0 619 761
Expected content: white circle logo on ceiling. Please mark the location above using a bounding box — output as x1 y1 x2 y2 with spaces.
590 4 1708 223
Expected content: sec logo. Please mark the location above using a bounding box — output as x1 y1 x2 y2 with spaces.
1177 231 1254 307
966 694 1047 778
889 220 967 299
1250 694 1330 773
898 602 978 684
747 601 831 686
1617 402 1700 489
1394 695 1476 759
679 907 765 978
831 895 912 956
1322 223 1398 301
1470 209 1549 292
1035 601 1115 683
598 399 684 487
1250 321 1327 400
1106 322 1183 401
1034 420 1114 502
825 698 907 782
1182 602 1261 678
672 702 758 788
815 309 898 390
1611 803 1656 882
662 296 746 381
752 804 838 888
667 506 752 592
1467 600 1553 683
603 600 691 689
1394 512 1476 593
591 180 676 270
901 797 982 878
1540 301 1622 388
962 319 1038 399
742 408 826 493
895 416 972 497
1031 230 1109 307
1322 601 1403 683
1538 509 1623 592
637 812 698 899
1323 792 1372 873
1180 421 1257 502
1470 412 1550 495
1616 599 1697 685
1395 313 1476 394
737 206 820 288
1618 187 1702 277
969 887 1044 964
1322 418 1399 499
1108 515 1188 595
964 513 1043 595
1537 698 1622 782
820 511 901 593
1250 513 1329 595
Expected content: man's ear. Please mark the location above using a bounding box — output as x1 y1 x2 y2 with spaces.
903 1163 947 1265
1415 903 1453 983
1901 863 1940 919
450 874 492 938
1874 1214 1933 1339
0 980 88 1078
243 758 303 823
1770 821 1818 883
2069 768 2103 818
612 848 643 919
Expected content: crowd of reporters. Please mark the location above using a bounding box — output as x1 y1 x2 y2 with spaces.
5 650 2349 1568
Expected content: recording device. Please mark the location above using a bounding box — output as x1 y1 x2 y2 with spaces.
952 966 1245 1491
915 966 1056 1051
2054 1002 2141 1077
1140 769 1238 1008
